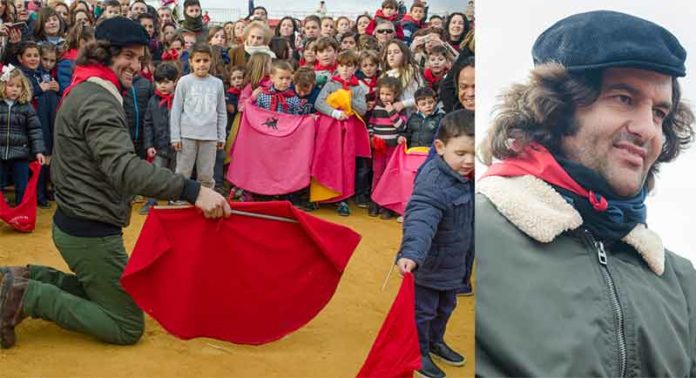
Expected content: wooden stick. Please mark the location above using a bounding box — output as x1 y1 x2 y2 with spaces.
381 263 396 291
153 205 298 223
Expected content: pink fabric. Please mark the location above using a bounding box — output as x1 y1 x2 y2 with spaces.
371 144 397 192
311 115 371 203
372 144 429 215
227 104 317 195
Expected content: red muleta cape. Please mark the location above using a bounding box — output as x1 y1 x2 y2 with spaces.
121 201 362 345
371 144 429 215
357 273 421 378
227 105 317 195
310 114 371 203
0 161 40 232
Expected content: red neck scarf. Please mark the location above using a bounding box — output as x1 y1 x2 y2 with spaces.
227 87 242 95
62 64 121 100
482 143 608 212
261 86 297 113
161 49 180 62
155 89 174 109
331 75 359 90
314 62 336 72
61 48 79 61
360 76 378 93
401 14 423 27
423 68 447 88
375 9 397 21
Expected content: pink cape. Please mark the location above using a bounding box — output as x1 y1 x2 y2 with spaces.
0 161 40 232
311 115 371 203
356 273 421 378
371 144 429 215
121 201 361 345
227 105 316 195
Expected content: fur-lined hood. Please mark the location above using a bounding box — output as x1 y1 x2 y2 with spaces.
477 174 665 275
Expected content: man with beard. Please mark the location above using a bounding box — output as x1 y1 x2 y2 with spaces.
0 17 230 349
476 11 696 376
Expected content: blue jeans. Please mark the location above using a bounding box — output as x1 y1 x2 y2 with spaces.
415 284 457 355
0 159 30 205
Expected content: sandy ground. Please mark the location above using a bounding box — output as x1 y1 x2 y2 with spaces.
0 203 474 377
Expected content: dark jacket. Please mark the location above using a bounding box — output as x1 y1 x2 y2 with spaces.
20 66 59 154
397 155 473 290
123 76 154 158
439 49 474 113
475 175 696 376
0 100 44 161
52 78 200 228
142 94 174 159
403 110 444 148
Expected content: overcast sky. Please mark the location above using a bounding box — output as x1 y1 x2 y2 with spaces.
478 0 696 265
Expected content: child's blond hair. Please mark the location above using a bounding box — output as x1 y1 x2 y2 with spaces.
0 69 33 104
244 52 273 87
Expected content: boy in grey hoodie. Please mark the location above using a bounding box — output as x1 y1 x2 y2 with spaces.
170 43 227 189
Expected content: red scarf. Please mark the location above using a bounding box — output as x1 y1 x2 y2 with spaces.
400 14 423 27
161 49 180 62
61 48 79 61
314 62 336 72
140 68 154 83
482 143 609 212
155 89 174 109
227 87 242 95
375 9 398 22
261 86 297 113
360 76 378 94
62 64 121 100
331 75 359 90
423 68 447 88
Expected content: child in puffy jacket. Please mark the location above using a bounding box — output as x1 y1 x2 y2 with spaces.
0 66 46 205
396 109 474 378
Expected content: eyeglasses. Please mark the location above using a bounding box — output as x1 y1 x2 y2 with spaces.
376 29 394 34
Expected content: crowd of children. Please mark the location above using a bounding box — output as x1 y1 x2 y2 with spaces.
0 0 474 220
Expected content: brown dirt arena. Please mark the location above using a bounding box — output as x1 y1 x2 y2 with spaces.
0 204 473 377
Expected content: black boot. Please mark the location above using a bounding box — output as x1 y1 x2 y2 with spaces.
430 342 466 367
368 202 380 217
0 267 29 349
417 354 446 378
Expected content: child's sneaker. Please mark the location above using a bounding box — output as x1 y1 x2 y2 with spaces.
368 202 380 217
337 201 351 216
355 194 369 208
430 342 466 367
417 354 446 378
379 208 394 220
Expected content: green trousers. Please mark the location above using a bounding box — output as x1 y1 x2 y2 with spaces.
21 225 144 345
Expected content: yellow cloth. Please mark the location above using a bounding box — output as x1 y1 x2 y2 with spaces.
224 112 242 164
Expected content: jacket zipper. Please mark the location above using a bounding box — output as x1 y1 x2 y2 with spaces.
4 105 10 160
583 229 627 377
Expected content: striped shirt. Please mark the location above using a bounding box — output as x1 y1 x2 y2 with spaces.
368 104 407 146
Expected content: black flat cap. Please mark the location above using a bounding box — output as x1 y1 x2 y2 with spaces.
95 16 150 47
532 10 686 77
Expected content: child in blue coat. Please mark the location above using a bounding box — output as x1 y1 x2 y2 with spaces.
396 109 474 378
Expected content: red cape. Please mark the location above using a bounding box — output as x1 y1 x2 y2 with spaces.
310 114 371 203
0 161 40 232
372 144 429 215
357 273 421 378
227 105 317 195
121 201 361 345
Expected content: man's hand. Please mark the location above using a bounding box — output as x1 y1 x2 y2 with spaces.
36 153 46 165
396 258 416 276
194 186 232 219
172 141 182 151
